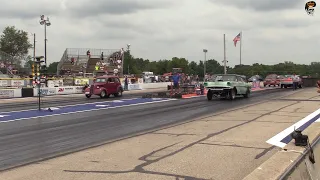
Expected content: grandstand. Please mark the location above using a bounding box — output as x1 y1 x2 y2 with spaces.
57 48 124 77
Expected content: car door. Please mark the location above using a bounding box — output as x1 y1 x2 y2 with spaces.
240 76 249 93
114 77 121 91
106 77 116 94
235 76 242 94
237 76 247 94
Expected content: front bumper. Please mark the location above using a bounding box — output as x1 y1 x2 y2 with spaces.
207 87 232 91
85 88 103 95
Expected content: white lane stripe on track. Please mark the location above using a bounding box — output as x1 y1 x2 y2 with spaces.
266 108 320 148
0 99 178 123
0 98 140 113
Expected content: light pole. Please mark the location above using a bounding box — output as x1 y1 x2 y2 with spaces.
127 44 131 75
203 49 207 80
39 15 51 66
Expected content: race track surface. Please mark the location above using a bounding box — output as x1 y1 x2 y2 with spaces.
0 89 292 171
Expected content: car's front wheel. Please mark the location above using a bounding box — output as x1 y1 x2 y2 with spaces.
228 89 236 100
100 90 107 98
114 88 123 97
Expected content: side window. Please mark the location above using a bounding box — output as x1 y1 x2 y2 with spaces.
237 77 245 82
114 78 120 83
107 78 114 83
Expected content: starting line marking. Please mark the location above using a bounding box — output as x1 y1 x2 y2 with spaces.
266 108 320 148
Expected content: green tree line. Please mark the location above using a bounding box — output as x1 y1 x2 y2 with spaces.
123 52 320 78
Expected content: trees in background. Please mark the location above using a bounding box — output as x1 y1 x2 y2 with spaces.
122 52 320 78
0 26 32 67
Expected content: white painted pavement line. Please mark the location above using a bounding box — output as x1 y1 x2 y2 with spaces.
0 98 140 113
41 107 60 111
95 105 109 107
0 99 178 123
266 108 320 148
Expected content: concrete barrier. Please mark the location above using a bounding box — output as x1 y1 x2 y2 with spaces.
140 82 171 89
0 82 170 99
243 122 320 180
280 136 320 180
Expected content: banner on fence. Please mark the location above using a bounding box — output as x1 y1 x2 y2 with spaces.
128 84 141 90
11 80 25 87
56 87 74 94
0 89 14 98
0 80 8 87
74 86 84 93
33 88 56 96
74 78 89 85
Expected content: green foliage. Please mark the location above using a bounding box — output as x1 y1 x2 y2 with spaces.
0 26 32 65
47 62 59 74
24 55 33 68
122 54 320 78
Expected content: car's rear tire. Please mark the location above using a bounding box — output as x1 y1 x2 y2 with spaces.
299 84 302 88
207 90 213 101
243 88 250 98
85 94 91 98
114 88 123 97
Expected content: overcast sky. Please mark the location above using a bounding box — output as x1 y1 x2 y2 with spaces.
0 0 318 67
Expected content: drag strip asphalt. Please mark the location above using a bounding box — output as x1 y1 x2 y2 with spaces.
0 88 295 171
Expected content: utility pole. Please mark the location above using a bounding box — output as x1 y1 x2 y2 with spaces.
223 34 227 74
33 34 36 62
203 49 207 80
31 33 36 84
127 44 131 75
240 31 242 65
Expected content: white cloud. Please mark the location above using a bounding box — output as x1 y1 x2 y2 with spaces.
0 0 319 67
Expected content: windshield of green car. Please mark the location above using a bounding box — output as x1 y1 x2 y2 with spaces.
210 75 236 82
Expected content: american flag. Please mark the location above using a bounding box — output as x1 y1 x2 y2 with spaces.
233 33 241 47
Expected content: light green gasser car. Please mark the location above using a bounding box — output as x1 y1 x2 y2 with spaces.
204 74 252 100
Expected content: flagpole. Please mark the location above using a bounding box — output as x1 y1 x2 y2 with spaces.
240 31 242 65
223 34 227 74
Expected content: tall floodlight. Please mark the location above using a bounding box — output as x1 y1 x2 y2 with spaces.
39 15 51 66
